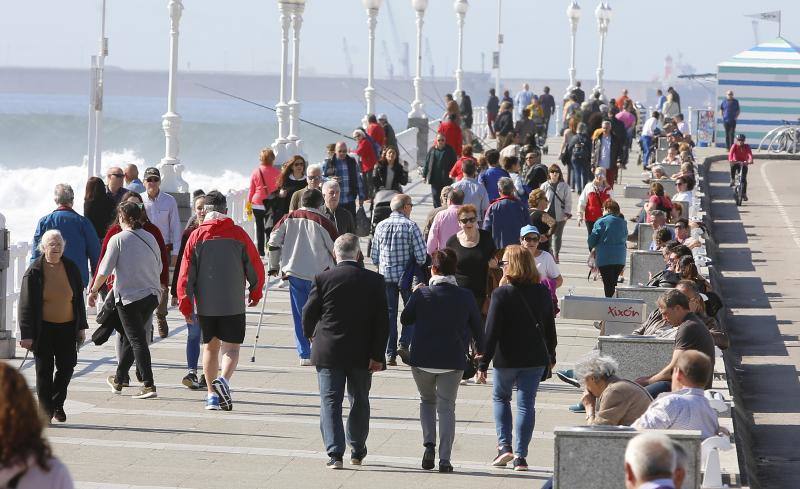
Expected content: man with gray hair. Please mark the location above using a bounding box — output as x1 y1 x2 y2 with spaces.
290 163 324 211
269 188 338 366
323 141 364 216
624 433 677 488
302 233 389 469
592 119 622 188
482 177 528 249
31 183 101 287
648 210 673 251
322 179 355 235
371 193 426 365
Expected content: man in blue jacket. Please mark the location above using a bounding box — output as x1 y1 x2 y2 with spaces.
482 178 529 249
31 184 100 287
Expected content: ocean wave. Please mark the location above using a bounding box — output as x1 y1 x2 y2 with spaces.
0 149 248 243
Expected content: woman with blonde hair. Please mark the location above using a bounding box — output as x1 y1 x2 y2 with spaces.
477 245 557 471
248 148 281 256
0 363 75 487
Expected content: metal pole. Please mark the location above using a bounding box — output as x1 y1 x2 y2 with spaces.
408 7 426 118
454 7 466 102
93 0 108 177
365 7 378 117
287 2 304 156
158 0 185 192
86 55 98 179
495 0 502 96
272 2 292 162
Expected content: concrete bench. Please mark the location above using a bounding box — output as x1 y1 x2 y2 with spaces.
638 224 675 251
554 427 702 489
560 295 646 335
629 251 665 286
597 335 675 380
623 184 650 201
616 286 667 314
659 163 681 175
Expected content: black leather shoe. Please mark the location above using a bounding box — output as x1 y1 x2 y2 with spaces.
422 445 435 470
53 406 67 423
438 460 453 473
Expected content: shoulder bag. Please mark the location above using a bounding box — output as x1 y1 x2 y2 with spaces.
516 286 553 381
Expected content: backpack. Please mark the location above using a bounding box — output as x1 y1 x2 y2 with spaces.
363 131 382 160
572 134 590 162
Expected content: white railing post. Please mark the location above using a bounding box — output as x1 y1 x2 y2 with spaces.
0 214 12 359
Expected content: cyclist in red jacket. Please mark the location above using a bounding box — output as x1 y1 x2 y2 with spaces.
728 134 753 201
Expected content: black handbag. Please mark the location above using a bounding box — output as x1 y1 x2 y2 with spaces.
92 291 123 345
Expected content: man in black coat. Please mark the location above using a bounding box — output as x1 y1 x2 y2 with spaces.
302 233 389 469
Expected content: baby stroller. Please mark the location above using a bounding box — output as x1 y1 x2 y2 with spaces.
366 189 399 256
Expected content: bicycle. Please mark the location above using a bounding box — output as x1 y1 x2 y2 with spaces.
758 119 800 154
732 161 744 206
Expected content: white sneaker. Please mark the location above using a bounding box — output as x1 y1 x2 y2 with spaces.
300 358 312 366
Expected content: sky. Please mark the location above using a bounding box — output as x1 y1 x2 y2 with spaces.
1 0 799 81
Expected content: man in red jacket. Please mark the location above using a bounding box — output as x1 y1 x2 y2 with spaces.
177 191 265 411
366 114 386 148
437 113 463 157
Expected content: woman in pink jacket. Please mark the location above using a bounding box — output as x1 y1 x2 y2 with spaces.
248 148 281 256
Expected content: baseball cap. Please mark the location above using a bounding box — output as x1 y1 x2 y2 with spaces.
520 225 540 237
143 167 161 180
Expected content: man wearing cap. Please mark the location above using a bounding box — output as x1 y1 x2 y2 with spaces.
519 225 563 289
378 114 397 153
141 166 182 338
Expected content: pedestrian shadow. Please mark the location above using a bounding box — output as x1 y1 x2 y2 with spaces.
50 422 294 439
352 464 551 480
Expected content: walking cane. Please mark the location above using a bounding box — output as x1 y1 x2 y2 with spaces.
250 278 275 362
18 349 30 370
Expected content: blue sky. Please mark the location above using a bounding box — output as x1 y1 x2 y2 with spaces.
2 0 799 81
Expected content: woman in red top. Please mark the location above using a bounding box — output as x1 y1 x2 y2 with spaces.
248 148 281 256
728 134 753 200
353 129 378 200
449 144 476 181
578 167 613 238
437 112 463 157
644 182 673 222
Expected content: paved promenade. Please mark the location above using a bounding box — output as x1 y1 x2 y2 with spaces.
9 144 740 488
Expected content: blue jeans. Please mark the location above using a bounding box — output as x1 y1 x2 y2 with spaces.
186 315 201 371
316 367 372 458
641 135 654 168
385 282 412 356
492 366 545 457
646 380 672 399
288 276 313 359
570 159 588 192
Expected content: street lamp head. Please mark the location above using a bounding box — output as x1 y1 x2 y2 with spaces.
604 2 612 21
411 0 428 13
362 0 382 10
453 0 469 15
566 1 581 21
281 0 306 4
595 2 611 22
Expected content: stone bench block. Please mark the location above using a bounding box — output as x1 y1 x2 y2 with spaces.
638 224 675 251
597 335 675 380
560 296 646 323
624 184 650 201
629 251 666 287
554 427 702 489
615 286 668 315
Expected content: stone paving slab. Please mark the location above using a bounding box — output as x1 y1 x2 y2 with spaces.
5 141 741 488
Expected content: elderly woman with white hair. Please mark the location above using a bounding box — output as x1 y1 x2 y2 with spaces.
575 352 652 426
18 229 88 423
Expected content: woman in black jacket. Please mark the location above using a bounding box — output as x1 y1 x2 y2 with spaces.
373 147 408 192
401 249 483 473
477 245 557 472
83 176 115 239
18 229 88 422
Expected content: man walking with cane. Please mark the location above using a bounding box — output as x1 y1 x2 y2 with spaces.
177 191 265 411
303 233 389 469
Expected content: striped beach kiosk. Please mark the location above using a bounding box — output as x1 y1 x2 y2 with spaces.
716 37 800 147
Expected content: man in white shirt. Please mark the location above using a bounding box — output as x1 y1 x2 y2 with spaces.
452 159 489 224
632 349 719 439
624 433 677 489
513 83 534 122
141 167 182 338
641 111 662 169
674 113 690 136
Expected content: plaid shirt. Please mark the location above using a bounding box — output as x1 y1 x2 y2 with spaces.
325 156 365 205
371 211 427 284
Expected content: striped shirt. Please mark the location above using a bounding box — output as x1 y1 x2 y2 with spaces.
632 387 719 439
370 211 426 284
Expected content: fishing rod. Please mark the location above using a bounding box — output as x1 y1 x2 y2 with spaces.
195 83 355 141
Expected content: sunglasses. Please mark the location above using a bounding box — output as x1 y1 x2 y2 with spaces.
522 235 539 242
498 260 508 267
145 177 160 183
459 217 477 224
108 173 124 178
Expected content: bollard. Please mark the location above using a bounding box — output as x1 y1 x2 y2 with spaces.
0 213 14 359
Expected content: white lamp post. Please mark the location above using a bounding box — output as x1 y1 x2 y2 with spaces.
494 0 502 96
286 0 306 157
272 1 294 162
408 0 427 119
159 0 187 192
453 0 468 102
363 0 382 118
564 1 581 100
593 1 611 100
